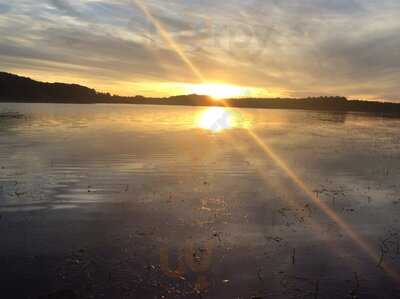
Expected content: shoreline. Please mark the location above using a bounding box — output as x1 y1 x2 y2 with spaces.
2 72 400 116
2 98 400 118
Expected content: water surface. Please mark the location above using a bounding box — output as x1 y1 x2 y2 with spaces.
0 103 400 298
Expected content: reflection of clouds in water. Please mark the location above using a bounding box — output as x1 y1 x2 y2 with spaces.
2 103 400 296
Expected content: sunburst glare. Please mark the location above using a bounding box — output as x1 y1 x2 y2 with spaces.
197 107 251 132
197 107 233 132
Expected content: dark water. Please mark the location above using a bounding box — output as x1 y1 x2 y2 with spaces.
0 103 400 298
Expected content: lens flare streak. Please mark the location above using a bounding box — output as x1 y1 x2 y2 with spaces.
133 0 205 83
245 129 400 281
133 0 399 281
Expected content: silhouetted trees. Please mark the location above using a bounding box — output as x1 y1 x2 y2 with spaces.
0 72 97 102
1 72 400 115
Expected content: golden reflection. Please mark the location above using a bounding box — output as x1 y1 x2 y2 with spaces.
197 107 235 132
197 107 252 132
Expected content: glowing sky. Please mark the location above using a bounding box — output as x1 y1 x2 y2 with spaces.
1 0 400 100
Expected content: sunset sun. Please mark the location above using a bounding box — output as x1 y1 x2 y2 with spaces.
2 0 400 297
189 83 246 99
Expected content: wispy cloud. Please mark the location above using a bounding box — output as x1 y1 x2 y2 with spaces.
0 0 400 99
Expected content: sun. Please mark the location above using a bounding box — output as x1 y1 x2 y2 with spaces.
189 83 246 99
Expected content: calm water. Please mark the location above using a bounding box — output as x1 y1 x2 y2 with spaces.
1 103 400 298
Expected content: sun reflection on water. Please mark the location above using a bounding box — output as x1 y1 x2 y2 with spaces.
197 107 249 132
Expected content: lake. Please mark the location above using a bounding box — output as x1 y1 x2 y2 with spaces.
0 103 400 298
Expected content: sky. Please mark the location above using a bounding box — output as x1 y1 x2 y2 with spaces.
0 0 400 100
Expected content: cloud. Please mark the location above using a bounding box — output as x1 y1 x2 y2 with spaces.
0 0 400 100
0 3 11 14
48 0 81 17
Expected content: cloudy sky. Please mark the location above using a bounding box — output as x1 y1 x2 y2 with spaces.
1 0 400 100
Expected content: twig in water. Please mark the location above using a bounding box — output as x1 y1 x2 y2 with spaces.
291 248 296 265
377 244 385 268
257 268 263 282
314 279 319 299
354 272 360 292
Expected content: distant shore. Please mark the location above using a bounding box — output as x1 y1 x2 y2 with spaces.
2 71 400 116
